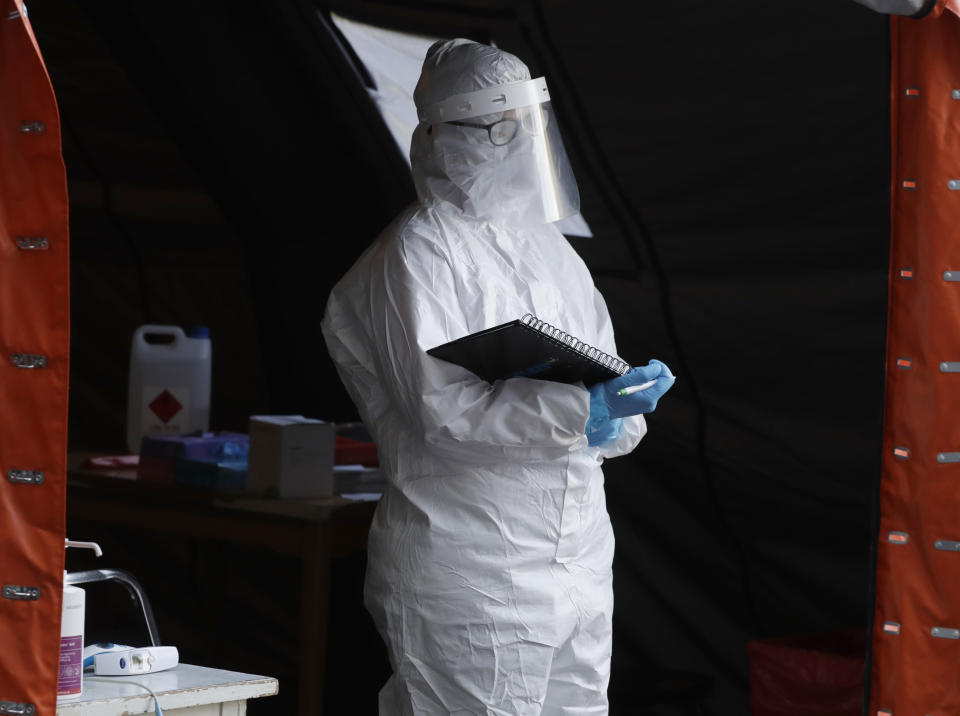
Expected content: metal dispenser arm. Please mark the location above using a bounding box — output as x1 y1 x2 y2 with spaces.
64 568 161 647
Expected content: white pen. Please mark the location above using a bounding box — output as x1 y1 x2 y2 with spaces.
616 376 675 396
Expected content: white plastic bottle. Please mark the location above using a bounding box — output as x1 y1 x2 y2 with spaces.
58 540 102 700
57 580 85 700
126 325 212 453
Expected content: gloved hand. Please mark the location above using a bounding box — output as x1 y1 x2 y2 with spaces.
585 385 623 447
588 359 676 422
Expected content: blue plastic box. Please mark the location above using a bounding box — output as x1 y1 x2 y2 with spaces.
138 432 248 483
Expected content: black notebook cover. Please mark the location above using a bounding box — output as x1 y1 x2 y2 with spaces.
427 319 628 387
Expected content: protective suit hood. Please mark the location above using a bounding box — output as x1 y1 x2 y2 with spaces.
411 39 580 226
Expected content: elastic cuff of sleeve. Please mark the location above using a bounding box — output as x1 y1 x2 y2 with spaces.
585 384 611 436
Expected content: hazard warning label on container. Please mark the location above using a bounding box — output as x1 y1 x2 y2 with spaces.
149 389 183 423
142 386 192 435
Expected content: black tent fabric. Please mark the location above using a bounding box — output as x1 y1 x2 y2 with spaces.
29 1 891 712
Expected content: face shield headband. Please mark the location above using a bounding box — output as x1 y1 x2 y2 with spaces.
417 78 580 224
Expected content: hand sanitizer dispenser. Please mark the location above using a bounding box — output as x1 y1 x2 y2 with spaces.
58 540 102 700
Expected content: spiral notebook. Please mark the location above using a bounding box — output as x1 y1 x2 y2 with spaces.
427 314 631 387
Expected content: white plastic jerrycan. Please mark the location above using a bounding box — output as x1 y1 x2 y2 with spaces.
126 325 212 453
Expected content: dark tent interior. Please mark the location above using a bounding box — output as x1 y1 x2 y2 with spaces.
29 0 891 713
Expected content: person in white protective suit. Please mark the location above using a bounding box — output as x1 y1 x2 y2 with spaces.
321 38 675 715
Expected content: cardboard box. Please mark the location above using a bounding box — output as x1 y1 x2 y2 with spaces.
247 416 334 498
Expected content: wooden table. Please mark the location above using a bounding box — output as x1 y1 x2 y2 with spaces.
57 664 277 716
67 457 378 716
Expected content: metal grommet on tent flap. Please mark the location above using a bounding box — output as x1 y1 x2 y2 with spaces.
888 531 910 545
7 469 43 485
0 703 35 716
953 90 960 100
931 626 960 640
882 621 901 634
902 179 918 190
941 362 960 373
899 267 915 280
949 180 960 191
944 271 960 282
2 585 40 601
15 236 48 251
896 358 912 369
17 121 45 135
934 540 960 552
905 86 920 97
10 353 46 369
937 452 960 463
893 446 910 460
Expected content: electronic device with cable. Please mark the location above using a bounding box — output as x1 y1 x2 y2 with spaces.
82 643 179 675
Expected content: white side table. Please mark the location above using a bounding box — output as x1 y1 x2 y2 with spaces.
56 664 278 716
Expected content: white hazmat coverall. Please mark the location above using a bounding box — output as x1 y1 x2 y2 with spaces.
321 39 646 715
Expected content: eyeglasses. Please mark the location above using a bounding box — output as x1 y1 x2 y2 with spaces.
447 118 519 146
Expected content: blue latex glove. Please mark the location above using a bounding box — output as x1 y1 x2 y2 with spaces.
586 385 623 447
588 359 676 421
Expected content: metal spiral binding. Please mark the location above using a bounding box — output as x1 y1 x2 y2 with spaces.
520 313 631 375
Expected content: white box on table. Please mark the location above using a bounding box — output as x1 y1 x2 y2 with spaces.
247 415 334 498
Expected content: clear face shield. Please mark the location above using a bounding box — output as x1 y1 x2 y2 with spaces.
418 78 580 224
